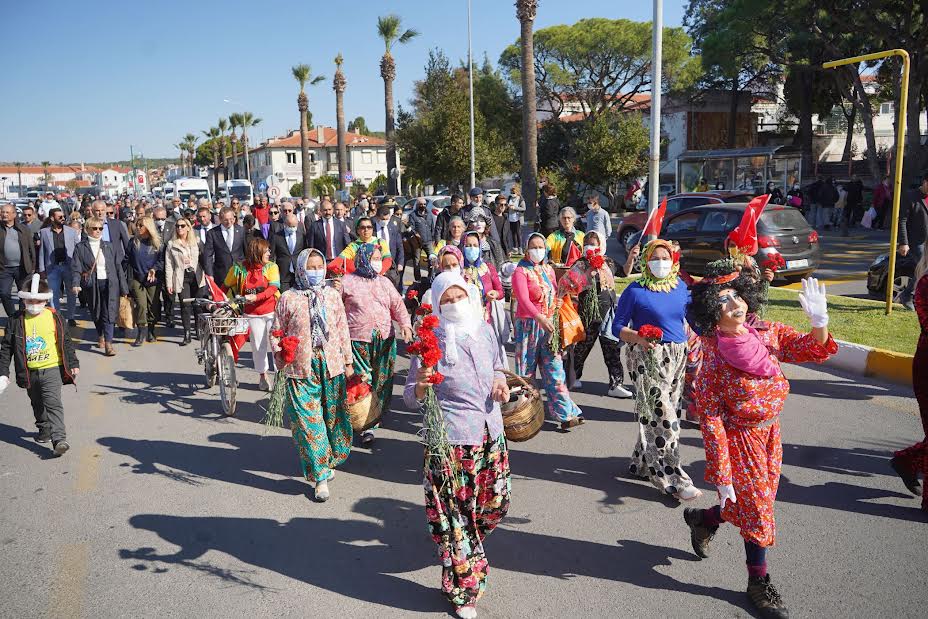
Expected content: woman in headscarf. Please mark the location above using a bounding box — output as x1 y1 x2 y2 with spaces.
683 263 835 619
611 238 699 501
270 249 354 502
462 231 503 320
333 217 393 276
404 271 511 619
544 207 585 268
512 233 583 430
341 243 412 446
557 231 629 397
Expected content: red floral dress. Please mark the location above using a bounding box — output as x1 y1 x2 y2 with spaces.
694 322 837 547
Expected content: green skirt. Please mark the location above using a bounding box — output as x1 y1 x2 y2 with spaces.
351 331 397 423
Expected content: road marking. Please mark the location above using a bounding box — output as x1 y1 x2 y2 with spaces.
75 447 102 492
48 543 89 618
780 274 869 290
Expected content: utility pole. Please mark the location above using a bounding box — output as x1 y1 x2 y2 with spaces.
467 0 476 190
647 0 663 230
130 145 137 196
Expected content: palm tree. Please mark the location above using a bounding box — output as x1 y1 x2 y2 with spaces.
218 118 229 182
41 161 51 188
517 0 539 223
13 162 23 192
377 14 419 195
333 54 348 191
174 143 185 177
228 113 241 179
203 127 221 191
183 133 198 176
239 112 262 183
292 64 325 200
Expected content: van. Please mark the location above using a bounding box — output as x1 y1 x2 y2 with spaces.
222 180 253 207
163 183 175 201
174 177 211 204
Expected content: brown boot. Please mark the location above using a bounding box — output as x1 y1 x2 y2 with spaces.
683 508 718 559
747 574 789 618
97 336 105 349
105 343 117 357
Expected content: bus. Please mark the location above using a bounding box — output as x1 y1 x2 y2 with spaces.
174 177 211 204
222 180 254 207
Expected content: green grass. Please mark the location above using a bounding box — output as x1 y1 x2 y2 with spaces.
613 278 920 355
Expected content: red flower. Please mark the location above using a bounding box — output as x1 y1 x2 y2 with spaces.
422 348 442 368
280 336 301 364
761 253 786 272
586 251 605 270
637 324 663 342
406 341 424 355
326 263 345 276
346 374 372 404
415 304 433 316
427 371 445 385
406 289 419 300
422 315 439 329
271 329 283 339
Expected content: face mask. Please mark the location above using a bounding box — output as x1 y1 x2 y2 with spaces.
584 245 599 255
25 303 46 316
305 269 325 286
528 248 546 263
441 299 471 324
463 246 481 263
647 259 673 279
369 259 383 273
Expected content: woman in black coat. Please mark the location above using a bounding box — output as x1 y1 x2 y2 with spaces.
71 217 129 356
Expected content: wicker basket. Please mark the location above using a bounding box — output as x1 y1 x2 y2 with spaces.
206 315 248 336
348 391 382 432
500 370 544 442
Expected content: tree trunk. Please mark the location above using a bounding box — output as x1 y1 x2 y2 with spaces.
520 13 538 230
903 67 926 190
336 87 348 191
849 71 881 181
727 78 739 149
791 69 815 179
230 135 238 180
842 103 856 162
243 133 251 184
385 75 397 195
300 103 311 200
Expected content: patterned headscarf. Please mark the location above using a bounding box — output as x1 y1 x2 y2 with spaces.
437 244 464 276
638 238 681 292
354 242 379 279
462 231 484 267
293 248 329 346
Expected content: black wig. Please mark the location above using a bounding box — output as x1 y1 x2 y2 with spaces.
688 259 766 335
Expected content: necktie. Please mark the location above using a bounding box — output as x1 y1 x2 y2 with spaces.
325 218 334 260
102 220 110 242
287 230 295 255
225 227 233 251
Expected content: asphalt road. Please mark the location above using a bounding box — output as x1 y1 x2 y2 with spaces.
1 318 926 619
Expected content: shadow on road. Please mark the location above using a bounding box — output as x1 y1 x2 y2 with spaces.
0 421 55 460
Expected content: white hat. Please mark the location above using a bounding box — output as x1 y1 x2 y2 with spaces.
18 273 53 302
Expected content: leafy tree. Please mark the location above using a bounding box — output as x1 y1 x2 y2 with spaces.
348 117 370 135
292 64 325 199
312 175 339 197
289 182 303 197
377 14 419 194
369 173 388 193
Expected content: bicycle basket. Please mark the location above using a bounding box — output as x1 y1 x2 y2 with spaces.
206 315 248 336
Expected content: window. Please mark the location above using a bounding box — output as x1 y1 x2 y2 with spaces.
362 150 373 164
699 210 737 233
880 102 894 115
665 212 700 234
286 151 297 165
377 151 386 163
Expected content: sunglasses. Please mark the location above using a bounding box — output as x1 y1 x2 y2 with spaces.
358 225 373 230
270 210 280 215
154 218 166 222
89 226 104 231
175 223 188 228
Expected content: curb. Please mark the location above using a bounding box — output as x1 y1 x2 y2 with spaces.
819 339 912 385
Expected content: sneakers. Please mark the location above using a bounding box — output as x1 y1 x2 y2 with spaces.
902 300 915 311
35 429 52 444
890 456 922 495
258 374 271 392
747 574 789 618
361 430 376 446
455 605 477 619
683 508 717 559
314 480 330 501
53 440 70 456
608 385 633 398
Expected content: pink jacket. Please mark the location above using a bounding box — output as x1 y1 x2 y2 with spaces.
341 273 411 342
512 263 556 320
271 287 353 379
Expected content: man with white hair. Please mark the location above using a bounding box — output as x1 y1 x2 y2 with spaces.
1 203 36 322
89 199 129 263
269 213 305 292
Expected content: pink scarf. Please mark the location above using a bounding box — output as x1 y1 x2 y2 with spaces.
716 325 780 378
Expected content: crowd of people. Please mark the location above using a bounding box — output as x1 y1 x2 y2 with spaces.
4 179 928 619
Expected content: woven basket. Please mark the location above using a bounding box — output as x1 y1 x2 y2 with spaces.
500 370 544 442
348 392 382 432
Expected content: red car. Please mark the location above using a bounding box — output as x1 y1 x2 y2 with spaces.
616 191 754 247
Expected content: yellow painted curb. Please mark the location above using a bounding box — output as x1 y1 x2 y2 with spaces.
865 348 913 385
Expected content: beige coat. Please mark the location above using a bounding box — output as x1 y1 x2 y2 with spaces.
164 238 206 294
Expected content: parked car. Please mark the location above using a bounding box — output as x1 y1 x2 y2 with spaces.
650 203 820 279
402 195 451 218
616 191 754 247
867 251 918 300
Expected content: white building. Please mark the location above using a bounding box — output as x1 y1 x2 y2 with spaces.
247 126 395 196
94 166 133 196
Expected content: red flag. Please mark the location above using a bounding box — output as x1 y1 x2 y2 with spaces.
726 194 771 256
565 240 582 267
203 275 227 302
642 196 668 238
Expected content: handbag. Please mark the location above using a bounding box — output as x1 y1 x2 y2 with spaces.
80 244 103 287
558 295 586 347
117 296 135 330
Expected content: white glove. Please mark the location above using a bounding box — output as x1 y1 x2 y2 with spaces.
798 277 829 328
0 375 9 395
717 483 737 509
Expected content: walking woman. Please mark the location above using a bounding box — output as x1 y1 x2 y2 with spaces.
512 233 583 430
545 207 585 267
404 271 511 619
558 231 630 397
71 217 128 356
462 231 503 319
611 239 700 501
891 246 928 512
224 237 280 391
270 249 354 502
433 216 467 257
341 243 412 446
334 217 392 275
164 215 205 346
684 264 836 618
128 216 164 346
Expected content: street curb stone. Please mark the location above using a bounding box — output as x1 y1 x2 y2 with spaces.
818 339 913 386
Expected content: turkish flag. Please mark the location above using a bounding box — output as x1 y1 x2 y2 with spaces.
642 195 668 238
726 194 771 256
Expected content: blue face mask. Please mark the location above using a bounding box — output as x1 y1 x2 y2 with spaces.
305 269 325 286
463 246 481 263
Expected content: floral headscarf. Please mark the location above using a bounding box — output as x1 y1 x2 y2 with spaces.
437 244 464 276
518 232 548 268
354 242 379 279
462 231 484 267
293 248 329 346
638 239 681 292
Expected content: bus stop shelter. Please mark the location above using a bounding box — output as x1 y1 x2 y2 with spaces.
675 146 803 195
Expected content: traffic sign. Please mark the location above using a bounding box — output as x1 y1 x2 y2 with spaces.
137 174 144 185
343 172 353 183
267 186 281 200
257 181 267 192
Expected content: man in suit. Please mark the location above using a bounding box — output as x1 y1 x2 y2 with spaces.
193 206 215 246
90 200 130 264
374 205 404 291
203 206 246 284
37 207 80 325
0 203 36 323
269 214 306 292
309 199 351 262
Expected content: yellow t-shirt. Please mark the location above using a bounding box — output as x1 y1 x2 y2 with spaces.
24 309 60 370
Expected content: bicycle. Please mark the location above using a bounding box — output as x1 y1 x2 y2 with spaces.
183 296 248 416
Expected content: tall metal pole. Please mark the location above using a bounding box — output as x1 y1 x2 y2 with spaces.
130 145 136 196
467 0 476 190
647 0 663 230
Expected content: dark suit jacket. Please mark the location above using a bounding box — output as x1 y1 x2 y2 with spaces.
203 224 246 282
81 218 129 265
374 221 404 268
269 227 306 286
308 217 351 261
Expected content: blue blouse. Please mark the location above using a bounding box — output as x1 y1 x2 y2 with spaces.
611 280 690 343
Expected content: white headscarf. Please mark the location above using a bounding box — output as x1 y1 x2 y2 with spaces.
430 271 483 365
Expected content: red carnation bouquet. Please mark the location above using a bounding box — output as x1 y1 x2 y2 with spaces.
406 288 419 301
326 262 345 279
346 374 372 405
761 253 786 272
637 324 663 342
263 329 302 430
583 249 606 322
636 324 663 421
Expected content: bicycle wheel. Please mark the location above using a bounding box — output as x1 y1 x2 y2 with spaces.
203 334 217 388
218 342 237 416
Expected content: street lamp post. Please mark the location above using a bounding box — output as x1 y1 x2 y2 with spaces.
647 0 663 231
467 0 476 191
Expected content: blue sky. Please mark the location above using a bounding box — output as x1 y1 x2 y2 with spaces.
1 0 685 163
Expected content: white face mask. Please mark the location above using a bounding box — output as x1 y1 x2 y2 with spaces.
584 245 599 255
528 247 546 263
647 259 673 279
441 299 471 324
25 303 46 316
369 259 383 273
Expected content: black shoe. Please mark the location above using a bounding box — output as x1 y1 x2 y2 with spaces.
890 456 922 495
747 574 789 618
147 325 157 342
683 507 718 559
180 331 191 346
360 430 375 446
52 440 70 456
67 319 77 327
35 430 52 444
165 320 175 329
132 327 146 347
